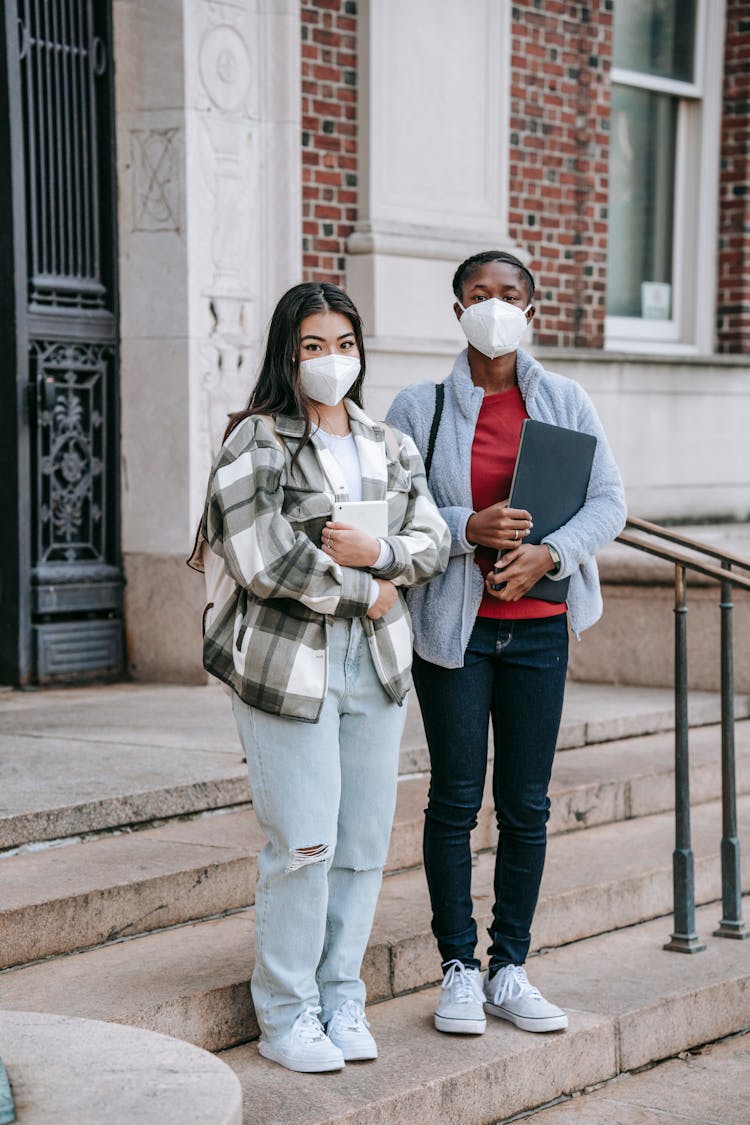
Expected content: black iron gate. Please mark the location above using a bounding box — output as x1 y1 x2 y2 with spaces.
0 1 122 685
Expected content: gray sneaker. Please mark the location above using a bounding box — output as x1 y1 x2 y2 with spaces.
483 964 568 1032
434 960 487 1034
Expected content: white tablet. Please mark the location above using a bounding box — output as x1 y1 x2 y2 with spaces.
333 500 389 538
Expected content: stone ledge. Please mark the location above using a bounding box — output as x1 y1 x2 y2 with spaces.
0 1010 241 1125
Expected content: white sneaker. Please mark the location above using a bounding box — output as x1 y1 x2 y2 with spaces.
434 960 487 1034
258 1006 345 1072
327 999 378 1060
483 964 568 1032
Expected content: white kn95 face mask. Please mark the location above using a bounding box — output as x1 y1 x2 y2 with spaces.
299 353 361 406
457 298 531 359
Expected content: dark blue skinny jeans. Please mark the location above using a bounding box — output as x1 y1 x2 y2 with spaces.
412 614 569 972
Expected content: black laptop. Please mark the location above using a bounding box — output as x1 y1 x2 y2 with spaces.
498 419 597 602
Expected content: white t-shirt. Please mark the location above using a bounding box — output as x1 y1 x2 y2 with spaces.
315 428 394 604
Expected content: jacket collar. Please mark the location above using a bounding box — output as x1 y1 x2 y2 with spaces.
272 398 381 440
272 400 387 501
446 346 543 413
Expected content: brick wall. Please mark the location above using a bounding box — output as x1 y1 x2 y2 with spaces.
301 0 358 286
717 0 750 354
300 2 742 357
507 1 614 349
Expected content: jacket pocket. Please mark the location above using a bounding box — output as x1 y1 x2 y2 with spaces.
386 462 412 495
284 489 334 524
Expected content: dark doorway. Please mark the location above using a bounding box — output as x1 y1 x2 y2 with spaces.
0 1 123 685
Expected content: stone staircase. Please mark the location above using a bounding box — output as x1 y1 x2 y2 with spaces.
1 682 749 1123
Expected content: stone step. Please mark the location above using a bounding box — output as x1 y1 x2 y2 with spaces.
373 793 750 998
220 901 750 1125
2 681 746 851
1 796 747 1052
0 811 266 970
548 718 750 835
3 724 748 969
0 684 250 853
521 1029 750 1124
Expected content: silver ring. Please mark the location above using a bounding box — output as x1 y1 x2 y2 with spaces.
514 529 519 541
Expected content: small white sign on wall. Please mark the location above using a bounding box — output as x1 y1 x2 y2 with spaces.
641 281 672 320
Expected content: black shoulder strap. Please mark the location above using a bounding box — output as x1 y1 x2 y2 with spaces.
424 382 445 480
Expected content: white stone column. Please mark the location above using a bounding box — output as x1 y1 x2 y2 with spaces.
348 0 517 415
114 0 301 681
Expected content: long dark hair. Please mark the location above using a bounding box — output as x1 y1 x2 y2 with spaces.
224 282 367 457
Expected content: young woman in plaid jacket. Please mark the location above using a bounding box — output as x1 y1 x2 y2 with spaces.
201 283 449 1072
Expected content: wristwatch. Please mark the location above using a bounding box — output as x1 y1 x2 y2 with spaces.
546 544 561 573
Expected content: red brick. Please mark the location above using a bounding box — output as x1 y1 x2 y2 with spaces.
718 0 750 353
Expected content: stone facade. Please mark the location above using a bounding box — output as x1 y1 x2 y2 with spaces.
108 0 748 683
114 0 300 681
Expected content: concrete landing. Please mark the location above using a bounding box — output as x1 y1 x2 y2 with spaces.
0 1010 241 1125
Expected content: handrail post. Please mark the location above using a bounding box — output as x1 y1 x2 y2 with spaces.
664 565 706 953
714 564 749 939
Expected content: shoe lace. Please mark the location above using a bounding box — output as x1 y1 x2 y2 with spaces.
442 960 482 1005
491 965 542 1006
293 1006 328 1043
334 999 370 1031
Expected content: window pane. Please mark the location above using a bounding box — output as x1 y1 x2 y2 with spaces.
613 0 696 83
606 85 677 319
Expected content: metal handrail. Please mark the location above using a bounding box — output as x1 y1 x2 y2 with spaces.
625 515 750 574
615 517 749 951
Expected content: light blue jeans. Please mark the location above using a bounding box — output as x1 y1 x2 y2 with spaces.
232 617 406 1043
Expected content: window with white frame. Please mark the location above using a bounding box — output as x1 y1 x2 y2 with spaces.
605 0 724 353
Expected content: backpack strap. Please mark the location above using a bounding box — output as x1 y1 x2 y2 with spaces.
424 382 445 480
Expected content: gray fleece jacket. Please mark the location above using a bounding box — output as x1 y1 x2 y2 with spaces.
386 347 627 667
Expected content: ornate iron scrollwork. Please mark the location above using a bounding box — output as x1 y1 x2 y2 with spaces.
32 340 111 565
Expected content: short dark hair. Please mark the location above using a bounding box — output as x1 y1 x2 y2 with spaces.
224 282 366 455
452 250 535 304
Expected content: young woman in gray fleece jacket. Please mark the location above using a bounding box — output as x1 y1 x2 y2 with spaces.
386 250 627 1039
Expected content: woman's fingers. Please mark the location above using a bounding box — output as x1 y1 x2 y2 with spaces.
502 506 532 523
322 523 381 567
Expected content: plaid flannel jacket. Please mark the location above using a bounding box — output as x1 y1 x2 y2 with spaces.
201 401 450 722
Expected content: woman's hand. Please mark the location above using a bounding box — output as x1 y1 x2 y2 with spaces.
367 578 398 620
466 501 532 551
321 521 381 567
484 544 556 602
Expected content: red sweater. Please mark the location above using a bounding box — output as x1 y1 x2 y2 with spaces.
471 385 567 620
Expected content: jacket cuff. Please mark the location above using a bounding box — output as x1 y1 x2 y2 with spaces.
337 565 377 617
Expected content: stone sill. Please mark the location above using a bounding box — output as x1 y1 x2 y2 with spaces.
363 336 748 368
534 347 749 368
